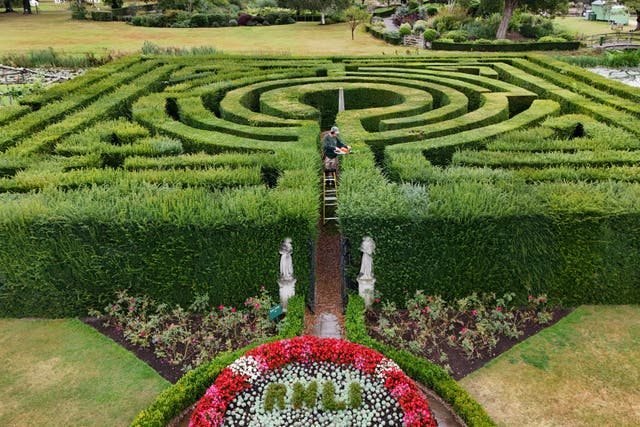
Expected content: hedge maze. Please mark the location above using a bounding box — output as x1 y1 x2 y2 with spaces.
1 53 639 316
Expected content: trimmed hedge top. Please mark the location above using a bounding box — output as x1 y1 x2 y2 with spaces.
1 53 640 317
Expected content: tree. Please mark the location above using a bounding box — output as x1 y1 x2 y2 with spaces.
621 0 640 31
495 0 567 39
282 0 349 24
344 6 370 40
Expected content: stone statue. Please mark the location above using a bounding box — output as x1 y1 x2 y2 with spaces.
279 238 294 281
358 236 376 308
358 236 375 280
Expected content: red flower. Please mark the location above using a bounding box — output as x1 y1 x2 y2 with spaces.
496 306 502 312
231 307 236 313
190 336 436 426
218 305 225 311
471 309 477 316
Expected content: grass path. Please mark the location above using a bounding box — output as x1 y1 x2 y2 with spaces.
0 3 390 56
459 306 640 427
0 319 170 427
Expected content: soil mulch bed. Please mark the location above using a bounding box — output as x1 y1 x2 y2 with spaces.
366 306 573 380
83 317 186 384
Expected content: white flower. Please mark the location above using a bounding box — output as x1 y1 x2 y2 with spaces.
227 355 267 383
374 358 401 380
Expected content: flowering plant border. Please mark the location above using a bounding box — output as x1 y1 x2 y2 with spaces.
190 335 437 427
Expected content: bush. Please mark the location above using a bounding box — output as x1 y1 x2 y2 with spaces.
423 29 438 42
399 23 412 36
442 30 469 42
91 11 113 21
237 13 253 26
518 13 555 39
537 36 567 43
70 2 87 20
228 18 238 26
412 19 428 34
189 13 209 27
383 30 402 45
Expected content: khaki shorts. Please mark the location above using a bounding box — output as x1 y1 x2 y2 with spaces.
323 156 338 171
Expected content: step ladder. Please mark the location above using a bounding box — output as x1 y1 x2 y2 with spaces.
322 170 338 224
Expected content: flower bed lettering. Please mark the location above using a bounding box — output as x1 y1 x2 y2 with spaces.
190 336 437 426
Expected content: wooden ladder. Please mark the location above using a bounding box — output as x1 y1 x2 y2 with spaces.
322 170 338 224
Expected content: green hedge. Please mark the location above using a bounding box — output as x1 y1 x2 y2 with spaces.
130 294 305 427
345 294 496 427
432 41 580 51
341 161 640 306
0 186 316 316
91 11 113 21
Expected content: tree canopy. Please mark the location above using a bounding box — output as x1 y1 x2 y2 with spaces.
495 0 568 39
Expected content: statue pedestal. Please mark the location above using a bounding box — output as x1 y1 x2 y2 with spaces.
278 278 296 312
357 276 376 308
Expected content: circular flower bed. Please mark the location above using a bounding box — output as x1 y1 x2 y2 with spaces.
190 336 436 427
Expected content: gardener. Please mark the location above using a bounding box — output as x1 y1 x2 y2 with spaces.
322 126 350 171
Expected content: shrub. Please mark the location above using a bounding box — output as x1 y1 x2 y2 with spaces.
412 19 428 34
237 13 253 26
537 36 567 43
189 13 209 27
423 29 438 43
70 2 87 20
228 18 238 26
518 13 555 39
91 11 113 21
442 30 469 42
399 23 412 36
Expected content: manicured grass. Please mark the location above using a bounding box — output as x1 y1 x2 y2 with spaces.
555 16 638 36
0 2 390 56
459 306 640 427
0 319 170 427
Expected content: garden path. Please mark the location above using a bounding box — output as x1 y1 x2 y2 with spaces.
383 17 399 31
304 225 344 339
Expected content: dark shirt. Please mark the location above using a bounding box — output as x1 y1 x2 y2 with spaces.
323 133 347 159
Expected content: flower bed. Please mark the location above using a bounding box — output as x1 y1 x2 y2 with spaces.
190 336 437 427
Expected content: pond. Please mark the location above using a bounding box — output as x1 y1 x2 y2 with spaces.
588 66 640 87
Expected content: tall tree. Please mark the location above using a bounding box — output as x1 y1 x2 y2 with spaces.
344 6 370 40
621 0 640 31
495 0 567 39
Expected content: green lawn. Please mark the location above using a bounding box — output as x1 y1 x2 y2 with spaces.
0 319 170 427
460 306 640 427
0 1 390 57
556 15 638 36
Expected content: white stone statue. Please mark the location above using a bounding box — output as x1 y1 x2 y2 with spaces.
279 237 294 281
358 236 376 280
358 236 376 308
278 238 296 312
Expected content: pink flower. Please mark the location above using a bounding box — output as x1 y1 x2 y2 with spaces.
219 305 225 311
471 309 477 316
140 331 146 337
496 306 502 312
231 307 236 313
112 305 119 311
129 298 136 304
128 306 135 312
461 327 467 334
375 298 381 304
254 303 261 309
528 295 534 302
449 335 455 342
538 297 547 303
